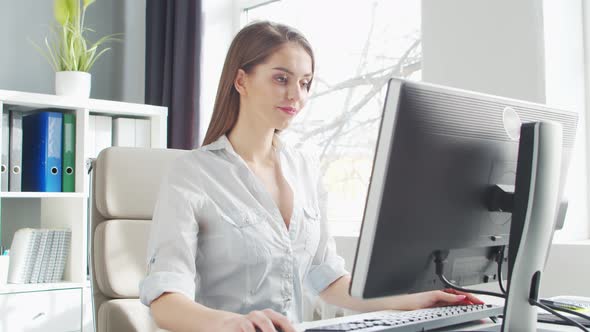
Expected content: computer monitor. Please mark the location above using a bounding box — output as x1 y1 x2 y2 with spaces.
349 78 578 330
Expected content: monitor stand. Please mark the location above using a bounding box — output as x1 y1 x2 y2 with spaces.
475 121 564 332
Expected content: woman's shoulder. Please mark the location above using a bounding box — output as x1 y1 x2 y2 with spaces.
163 148 227 182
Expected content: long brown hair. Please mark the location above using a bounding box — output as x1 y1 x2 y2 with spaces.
202 21 315 146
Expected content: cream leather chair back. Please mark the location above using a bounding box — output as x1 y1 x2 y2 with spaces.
91 147 187 332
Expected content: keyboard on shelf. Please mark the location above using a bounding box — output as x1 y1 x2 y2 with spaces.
304 304 503 332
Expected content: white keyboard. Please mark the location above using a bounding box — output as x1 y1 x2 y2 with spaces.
299 304 503 332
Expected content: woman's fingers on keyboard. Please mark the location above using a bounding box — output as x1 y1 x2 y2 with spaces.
245 309 294 332
443 288 485 305
261 309 296 332
247 310 277 332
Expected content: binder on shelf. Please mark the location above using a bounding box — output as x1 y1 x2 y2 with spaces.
95 115 112 157
87 114 96 158
112 117 135 147
9 110 23 192
135 118 151 148
22 111 63 192
1 111 8 191
62 113 75 192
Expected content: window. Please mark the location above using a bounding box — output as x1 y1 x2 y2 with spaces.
243 0 422 234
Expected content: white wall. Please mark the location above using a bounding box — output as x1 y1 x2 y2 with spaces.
422 0 589 241
0 0 145 103
118 0 147 103
542 240 590 297
0 1 56 95
422 0 546 102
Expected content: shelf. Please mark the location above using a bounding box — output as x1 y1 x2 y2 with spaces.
0 280 90 295
0 192 87 199
0 89 167 116
0 89 167 303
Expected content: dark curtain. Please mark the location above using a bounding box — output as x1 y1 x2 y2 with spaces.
145 0 202 149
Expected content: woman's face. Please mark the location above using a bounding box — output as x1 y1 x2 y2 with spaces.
236 42 313 131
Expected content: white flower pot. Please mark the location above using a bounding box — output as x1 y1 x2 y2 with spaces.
55 71 91 98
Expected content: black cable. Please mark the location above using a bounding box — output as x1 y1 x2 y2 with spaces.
544 303 590 323
496 246 507 295
531 299 589 332
434 251 506 299
438 273 506 299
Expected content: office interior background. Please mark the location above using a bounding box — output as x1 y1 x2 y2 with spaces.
0 0 589 327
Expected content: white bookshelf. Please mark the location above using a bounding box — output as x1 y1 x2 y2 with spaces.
0 89 167 331
0 280 89 295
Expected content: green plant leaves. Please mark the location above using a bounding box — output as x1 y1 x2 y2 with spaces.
36 0 120 72
83 0 96 10
54 0 70 25
54 0 79 24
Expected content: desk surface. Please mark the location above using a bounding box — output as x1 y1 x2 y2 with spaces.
295 296 580 332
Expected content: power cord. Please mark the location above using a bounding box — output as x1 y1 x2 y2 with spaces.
435 249 590 331
530 298 589 332
494 248 590 328
542 302 590 323
437 273 506 299
434 251 506 299
495 246 507 295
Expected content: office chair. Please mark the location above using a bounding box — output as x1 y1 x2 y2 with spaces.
90 147 187 332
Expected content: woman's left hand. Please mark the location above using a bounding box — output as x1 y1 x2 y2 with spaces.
396 288 484 311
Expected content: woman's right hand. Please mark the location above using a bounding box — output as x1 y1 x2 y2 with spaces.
217 309 297 332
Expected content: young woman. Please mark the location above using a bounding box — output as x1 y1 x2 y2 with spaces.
139 21 481 332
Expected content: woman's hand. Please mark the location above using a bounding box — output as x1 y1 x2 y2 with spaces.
215 309 297 332
395 288 484 311
150 292 296 332
319 276 484 314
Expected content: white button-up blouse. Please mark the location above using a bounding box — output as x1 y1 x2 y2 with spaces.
139 134 348 323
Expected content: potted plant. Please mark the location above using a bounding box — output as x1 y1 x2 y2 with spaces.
34 0 120 98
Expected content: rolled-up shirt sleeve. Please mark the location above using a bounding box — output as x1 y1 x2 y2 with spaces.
303 152 349 296
139 170 202 306
305 228 348 296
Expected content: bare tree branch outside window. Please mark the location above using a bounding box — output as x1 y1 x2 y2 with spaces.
246 0 422 228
